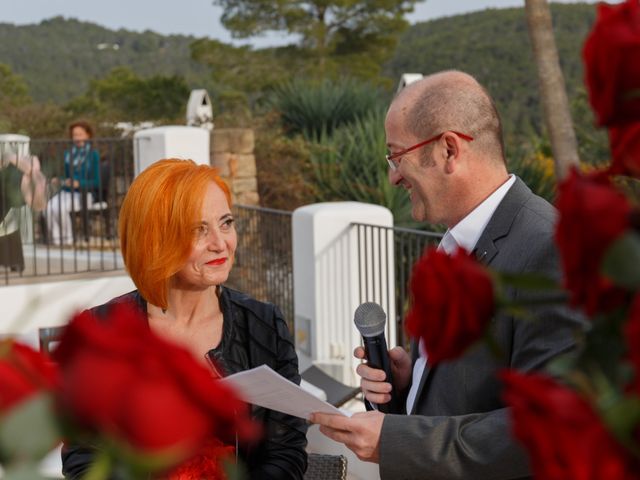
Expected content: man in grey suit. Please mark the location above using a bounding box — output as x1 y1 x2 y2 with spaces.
311 71 583 479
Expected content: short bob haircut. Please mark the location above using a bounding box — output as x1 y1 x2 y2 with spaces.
119 159 232 309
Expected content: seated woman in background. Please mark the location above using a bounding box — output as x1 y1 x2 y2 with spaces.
46 120 100 245
62 159 308 480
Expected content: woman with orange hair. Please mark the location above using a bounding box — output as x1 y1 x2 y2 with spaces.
62 159 307 479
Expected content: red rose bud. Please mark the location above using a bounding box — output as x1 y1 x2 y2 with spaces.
609 123 640 179
583 0 640 127
53 304 256 456
501 370 640 480
0 340 58 413
406 247 495 364
555 169 631 315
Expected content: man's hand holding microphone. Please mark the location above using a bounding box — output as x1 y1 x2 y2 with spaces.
310 302 410 462
354 344 411 411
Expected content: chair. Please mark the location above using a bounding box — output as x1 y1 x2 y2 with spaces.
304 453 348 480
301 365 361 407
38 326 65 356
74 159 113 242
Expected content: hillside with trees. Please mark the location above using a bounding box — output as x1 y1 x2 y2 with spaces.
386 3 597 142
0 17 212 104
0 4 597 120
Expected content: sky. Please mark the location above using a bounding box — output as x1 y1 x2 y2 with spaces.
0 0 617 47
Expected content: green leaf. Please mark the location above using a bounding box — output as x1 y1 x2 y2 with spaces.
600 395 640 455
1 464 49 480
602 233 640 289
223 457 248 480
494 271 560 291
545 351 579 379
623 89 640 101
82 450 111 480
0 393 61 461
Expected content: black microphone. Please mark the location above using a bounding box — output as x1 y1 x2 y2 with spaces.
353 302 401 413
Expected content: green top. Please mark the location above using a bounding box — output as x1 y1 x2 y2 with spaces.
0 164 25 221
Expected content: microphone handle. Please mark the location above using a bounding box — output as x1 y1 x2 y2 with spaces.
362 334 401 413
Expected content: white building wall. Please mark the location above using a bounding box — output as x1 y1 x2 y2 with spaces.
0 275 135 346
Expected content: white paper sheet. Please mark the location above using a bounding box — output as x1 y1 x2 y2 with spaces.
220 365 352 420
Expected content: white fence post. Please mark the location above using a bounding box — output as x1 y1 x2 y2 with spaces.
292 202 395 386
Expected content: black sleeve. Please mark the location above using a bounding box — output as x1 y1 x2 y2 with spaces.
246 307 308 480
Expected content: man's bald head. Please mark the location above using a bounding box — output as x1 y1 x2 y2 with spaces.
393 71 505 164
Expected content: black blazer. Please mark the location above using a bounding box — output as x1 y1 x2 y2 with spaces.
61 286 308 480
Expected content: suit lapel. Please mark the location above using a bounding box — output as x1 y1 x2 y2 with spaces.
410 360 432 414
473 177 532 267
409 177 532 414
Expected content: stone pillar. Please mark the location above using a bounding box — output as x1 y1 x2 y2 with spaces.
210 128 259 206
212 128 262 296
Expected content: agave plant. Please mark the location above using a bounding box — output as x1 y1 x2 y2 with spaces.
269 77 384 138
309 107 420 228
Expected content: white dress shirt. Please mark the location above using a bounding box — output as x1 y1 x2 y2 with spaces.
405 174 516 414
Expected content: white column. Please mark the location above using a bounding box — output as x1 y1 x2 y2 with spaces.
293 202 395 386
133 126 210 177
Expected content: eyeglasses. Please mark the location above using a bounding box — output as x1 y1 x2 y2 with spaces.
386 131 474 171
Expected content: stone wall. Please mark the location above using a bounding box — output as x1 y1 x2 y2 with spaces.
210 128 260 206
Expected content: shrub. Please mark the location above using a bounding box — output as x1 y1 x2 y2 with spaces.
269 77 385 138
309 107 418 228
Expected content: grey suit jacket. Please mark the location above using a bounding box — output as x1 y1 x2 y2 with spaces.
379 177 584 480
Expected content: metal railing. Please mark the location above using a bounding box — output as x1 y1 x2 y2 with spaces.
1 138 133 284
227 207 441 344
227 205 295 331
353 223 441 347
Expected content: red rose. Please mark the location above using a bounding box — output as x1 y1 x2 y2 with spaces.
0 340 58 413
583 0 640 127
501 370 639 480
166 438 235 480
53 304 255 457
610 123 640 178
625 294 640 395
406 247 495 364
555 169 631 315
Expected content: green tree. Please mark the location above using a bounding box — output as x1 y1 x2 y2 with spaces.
68 67 190 122
0 63 31 107
570 87 609 168
190 39 302 118
213 0 421 78
525 0 579 180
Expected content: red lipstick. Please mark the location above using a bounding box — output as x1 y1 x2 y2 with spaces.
207 258 226 266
